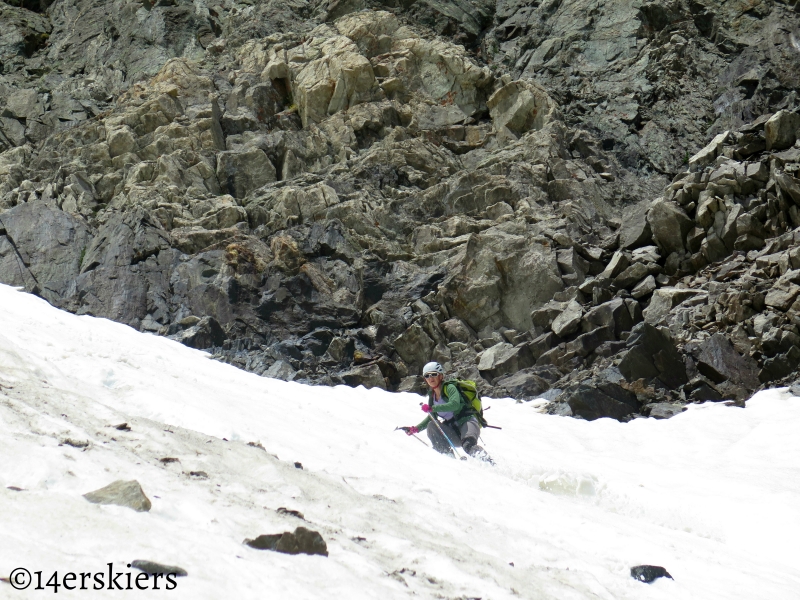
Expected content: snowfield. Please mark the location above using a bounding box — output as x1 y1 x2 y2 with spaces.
1 283 799 599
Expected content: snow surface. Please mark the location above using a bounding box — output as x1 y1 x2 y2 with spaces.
1 283 800 599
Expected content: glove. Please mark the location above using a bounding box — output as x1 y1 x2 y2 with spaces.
421 404 432 413
406 426 419 436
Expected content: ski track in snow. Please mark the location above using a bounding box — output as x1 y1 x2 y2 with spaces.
1 283 799 599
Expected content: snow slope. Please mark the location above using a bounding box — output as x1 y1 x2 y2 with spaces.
1 283 799 599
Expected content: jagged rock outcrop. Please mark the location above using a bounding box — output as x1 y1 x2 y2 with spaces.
1 0 800 421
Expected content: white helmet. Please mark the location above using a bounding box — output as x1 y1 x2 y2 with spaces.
422 361 444 377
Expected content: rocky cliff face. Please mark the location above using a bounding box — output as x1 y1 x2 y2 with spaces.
1 0 799 420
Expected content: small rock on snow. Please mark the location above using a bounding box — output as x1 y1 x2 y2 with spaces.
630 565 673 583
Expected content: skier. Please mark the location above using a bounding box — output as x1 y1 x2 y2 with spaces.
402 361 491 461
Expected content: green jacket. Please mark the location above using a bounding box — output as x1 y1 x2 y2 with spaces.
416 382 476 431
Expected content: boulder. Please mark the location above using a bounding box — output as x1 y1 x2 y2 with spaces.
688 131 730 167
0 200 90 300
265 360 297 381
647 200 693 255
582 298 632 338
764 110 800 151
631 565 673 583
341 363 386 389
696 333 760 391
619 200 653 249
613 262 649 289
107 125 138 158
244 527 328 556
564 377 639 421
130 561 188 577
217 149 276 199
631 275 656 299
83 480 152 512
487 80 557 137
440 318 476 343
618 323 688 389
646 403 686 419
643 288 705 324
551 300 582 337
759 347 800 383
775 172 800 205
171 316 226 349
765 283 800 311
477 342 534 380
599 251 630 279
441 228 563 333
556 247 589 285
528 331 559 360
393 323 436 371
566 326 615 357
323 336 355 363
492 368 551 400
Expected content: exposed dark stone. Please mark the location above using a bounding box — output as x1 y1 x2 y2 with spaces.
493 367 551 400
631 565 672 583
645 403 686 419
244 527 328 556
618 323 688 389
130 561 188 577
695 334 760 391
564 376 639 421
759 347 800 383
340 363 387 390
582 298 632 338
171 316 227 349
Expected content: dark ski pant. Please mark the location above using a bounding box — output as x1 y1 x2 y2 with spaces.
426 417 480 455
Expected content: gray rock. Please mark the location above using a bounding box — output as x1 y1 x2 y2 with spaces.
618 323 688 390
551 300 582 337
759 347 800 383
582 298 632 339
440 318 476 343
0 201 90 301
765 283 800 311
528 331 558 361
696 334 760 391
613 262 650 289
394 323 436 372
244 527 328 556
171 317 226 349
265 360 297 381
341 363 386 389
688 132 730 167
646 403 686 420
599 251 630 279
477 342 533 380
564 377 639 421
83 480 152 512
217 149 276 199
631 565 672 583
764 110 800 151
566 326 615 357
130 561 187 577
643 288 705 325
647 200 693 255
493 368 551 400
631 275 656 299
619 201 653 249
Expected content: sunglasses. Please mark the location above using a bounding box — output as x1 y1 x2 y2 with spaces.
423 373 440 380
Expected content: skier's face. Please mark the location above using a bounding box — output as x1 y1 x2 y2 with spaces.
424 373 442 388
